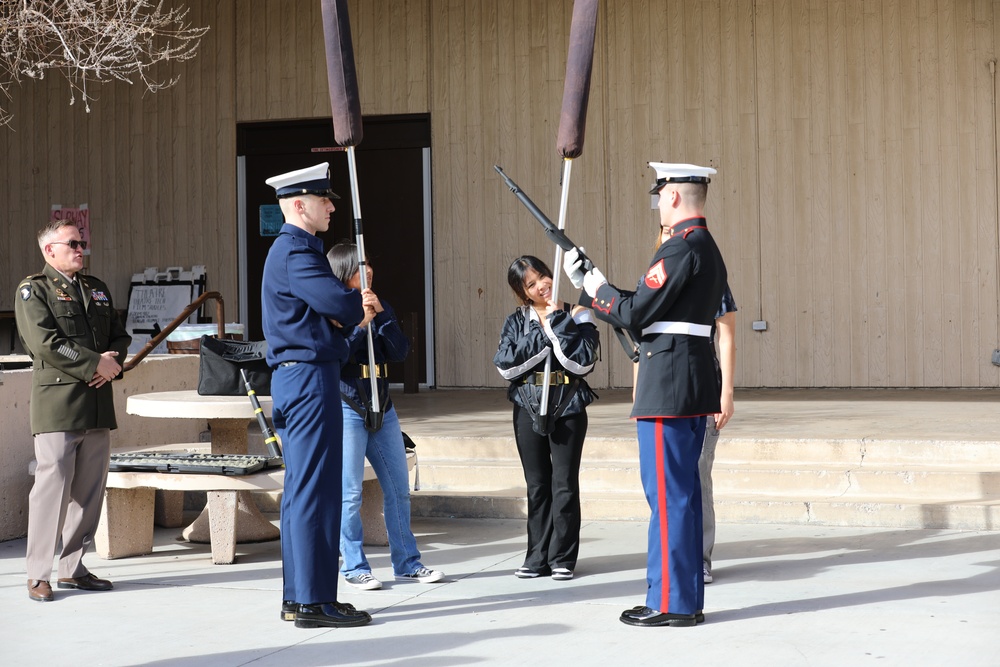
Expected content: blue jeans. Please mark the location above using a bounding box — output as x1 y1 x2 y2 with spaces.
339 403 423 578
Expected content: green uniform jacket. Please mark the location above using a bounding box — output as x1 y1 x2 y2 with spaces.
14 265 132 435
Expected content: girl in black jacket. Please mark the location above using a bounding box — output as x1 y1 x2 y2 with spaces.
493 255 600 580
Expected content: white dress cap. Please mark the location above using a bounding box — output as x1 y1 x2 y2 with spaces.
265 162 339 199
648 162 717 193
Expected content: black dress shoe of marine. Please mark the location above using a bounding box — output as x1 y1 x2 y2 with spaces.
294 602 372 629
620 605 705 623
281 600 297 621
619 606 704 627
56 573 113 591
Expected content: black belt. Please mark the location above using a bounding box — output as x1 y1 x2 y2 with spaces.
522 371 569 385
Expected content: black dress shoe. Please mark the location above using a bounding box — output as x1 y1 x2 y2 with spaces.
294 602 372 629
56 573 113 591
619 606 705 627
620 606 705 622
281 600 297 621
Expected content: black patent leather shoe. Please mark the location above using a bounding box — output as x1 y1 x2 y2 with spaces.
281 600 297 621
294 602 372 629
619 606 705 627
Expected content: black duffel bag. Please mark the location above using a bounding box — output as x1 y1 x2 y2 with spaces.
197 335 272 396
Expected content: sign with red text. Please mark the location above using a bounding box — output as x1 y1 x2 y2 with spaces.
50 204 90 255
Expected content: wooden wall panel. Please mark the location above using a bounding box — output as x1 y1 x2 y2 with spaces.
0 2 238 316
429 0 611 387
746 0 999 388
2 0 999 389
233 0 428 121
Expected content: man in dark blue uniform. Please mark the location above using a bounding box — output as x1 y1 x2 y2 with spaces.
262 162 371 629
564 162 727 627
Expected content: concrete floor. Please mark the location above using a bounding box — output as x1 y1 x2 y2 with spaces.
1 516 998 666
3 387 1000 666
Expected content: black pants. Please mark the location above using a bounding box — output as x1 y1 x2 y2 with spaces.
513 404 588 572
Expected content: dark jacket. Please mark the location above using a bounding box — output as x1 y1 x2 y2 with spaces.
340 300 410 412
582 217 727 418
261 224 364 367
15 265 132 435
493 304 600 418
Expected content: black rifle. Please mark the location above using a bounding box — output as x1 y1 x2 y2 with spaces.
494 165 640 362
494 165 595 271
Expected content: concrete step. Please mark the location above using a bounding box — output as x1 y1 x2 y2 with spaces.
714 494 1000 531
408 435 1000 530
411 487 1000 531
418 458 1000 500
414 435 1000 466
712 464 1000 499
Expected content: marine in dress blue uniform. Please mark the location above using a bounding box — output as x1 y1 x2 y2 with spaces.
261 163 371 629
564 162 728 627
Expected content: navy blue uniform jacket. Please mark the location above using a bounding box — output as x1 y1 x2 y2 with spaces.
261 224 363 366
340 300 410 412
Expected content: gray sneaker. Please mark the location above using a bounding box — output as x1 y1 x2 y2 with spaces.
395 566 444 583
703 564 713 584
344 572 382 590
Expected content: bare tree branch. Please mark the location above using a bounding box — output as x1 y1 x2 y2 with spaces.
0 0 209 126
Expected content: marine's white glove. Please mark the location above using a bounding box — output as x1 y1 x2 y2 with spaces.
583 267 607 298
563 247 586 289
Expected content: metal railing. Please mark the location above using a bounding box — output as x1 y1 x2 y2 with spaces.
122 291 225 372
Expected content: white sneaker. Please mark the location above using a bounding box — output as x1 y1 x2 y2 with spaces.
395 566 444 583
551 568 574 580
703 564 713 584
344 572 382 590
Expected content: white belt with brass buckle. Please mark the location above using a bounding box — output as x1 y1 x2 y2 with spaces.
641 321 712 337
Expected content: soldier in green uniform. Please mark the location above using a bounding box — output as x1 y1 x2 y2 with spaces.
15 219 131 603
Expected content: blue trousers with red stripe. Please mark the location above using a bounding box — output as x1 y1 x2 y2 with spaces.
636 416 706 614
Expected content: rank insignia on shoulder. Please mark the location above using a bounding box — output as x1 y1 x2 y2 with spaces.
644 260 668 290
19 284 31 301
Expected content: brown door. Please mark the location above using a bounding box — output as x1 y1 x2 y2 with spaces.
237 115 430 385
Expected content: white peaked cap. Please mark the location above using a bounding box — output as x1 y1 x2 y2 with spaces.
265 162 340 199
648 162 717 193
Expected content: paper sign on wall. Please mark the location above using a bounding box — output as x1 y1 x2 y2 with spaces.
51 204 90 255
125 284 196 354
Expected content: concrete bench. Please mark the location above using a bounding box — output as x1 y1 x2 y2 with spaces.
99 466 285 564
30 446 417 565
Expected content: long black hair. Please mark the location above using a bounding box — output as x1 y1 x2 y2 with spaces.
327 240 361 283
506 255 552 305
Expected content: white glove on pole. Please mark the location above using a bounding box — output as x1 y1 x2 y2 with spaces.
563 246 586 289
583 266 607 298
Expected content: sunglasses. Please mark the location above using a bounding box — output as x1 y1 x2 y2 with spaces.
50 240 88 250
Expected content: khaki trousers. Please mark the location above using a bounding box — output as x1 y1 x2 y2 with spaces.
26 429 111 581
